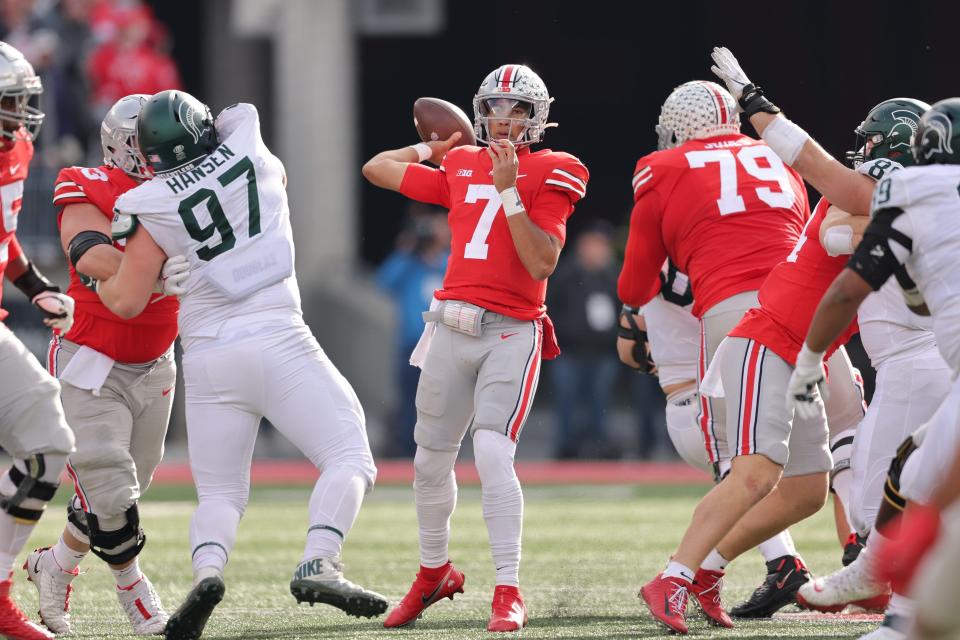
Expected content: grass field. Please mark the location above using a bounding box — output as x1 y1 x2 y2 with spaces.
12 483 881 639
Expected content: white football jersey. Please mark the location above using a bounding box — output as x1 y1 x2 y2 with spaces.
850 159 938 367
643 294 699 387
867 164 960 375
115 104 300 342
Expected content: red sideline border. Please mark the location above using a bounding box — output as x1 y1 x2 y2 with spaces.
149 461 711 486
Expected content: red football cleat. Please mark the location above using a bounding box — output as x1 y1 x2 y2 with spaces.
487 585 527 632
692 568 734 628
640 574 691 634
0 577 54 640
383 562 465 628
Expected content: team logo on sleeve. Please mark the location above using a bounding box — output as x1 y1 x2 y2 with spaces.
919 112 954 160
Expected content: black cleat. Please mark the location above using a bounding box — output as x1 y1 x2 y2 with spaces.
730 555 810 619
164 576 225 640
842 532 868 567
290 557 387 618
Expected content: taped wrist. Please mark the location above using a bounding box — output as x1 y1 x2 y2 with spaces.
67 230 112 269
409 143 431 163
822 226 854 257
761 117 809 166
739 83 781 117
12 261 59 299
499 186 525 217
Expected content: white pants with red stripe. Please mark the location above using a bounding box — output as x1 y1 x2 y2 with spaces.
414 314 542 451
718 337 832 475
696 291 760 469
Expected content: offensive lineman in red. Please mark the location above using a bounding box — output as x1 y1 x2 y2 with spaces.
363 64 588 631
617 80 811 634
22 96 189 636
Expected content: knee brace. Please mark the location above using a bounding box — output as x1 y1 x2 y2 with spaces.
0 454 62 523
86 504 146 565
66 494 90 544
883 434 918 513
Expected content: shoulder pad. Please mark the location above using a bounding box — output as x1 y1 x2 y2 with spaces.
111 209 138 240
870 169 914 216
857 157 903 182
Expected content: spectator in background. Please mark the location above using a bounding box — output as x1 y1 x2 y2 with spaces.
87 1 179 119
545 220 621 459
43 0 97 165
376 204 449 457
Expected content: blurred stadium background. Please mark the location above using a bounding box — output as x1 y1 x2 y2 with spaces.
2 0 955 469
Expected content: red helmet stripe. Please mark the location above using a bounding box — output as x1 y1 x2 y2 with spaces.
704 82 729 124
500 65 515 90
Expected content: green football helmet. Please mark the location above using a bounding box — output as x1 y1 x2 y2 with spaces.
846 98 930 168
913 98 960 166
137 90 218 174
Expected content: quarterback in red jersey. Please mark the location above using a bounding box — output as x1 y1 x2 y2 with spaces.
22 96 189 637
363 63 588 632
0 41 78 640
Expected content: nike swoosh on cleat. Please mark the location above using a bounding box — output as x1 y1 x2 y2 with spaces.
421 579 446 605
775 569 794 590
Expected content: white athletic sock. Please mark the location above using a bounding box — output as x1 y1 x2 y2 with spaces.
0 511 34 576
189 500 241 574
51 535 86 573
413 446 459 568
701 548 728 572
474 431 523 587
302 467 366 561
111 558 143 589
758 530 799 562
663 560 695 583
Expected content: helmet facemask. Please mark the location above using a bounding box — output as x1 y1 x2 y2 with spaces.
475 97 537 144
0 83 43 143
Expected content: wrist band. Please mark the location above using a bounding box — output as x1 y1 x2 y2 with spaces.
499 186 525 217
409 143 431 163
762 116 810 166
12 261 58 300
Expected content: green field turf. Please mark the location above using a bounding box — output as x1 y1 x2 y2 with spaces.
12 484 879 639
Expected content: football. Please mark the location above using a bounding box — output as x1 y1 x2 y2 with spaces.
413 97 476 147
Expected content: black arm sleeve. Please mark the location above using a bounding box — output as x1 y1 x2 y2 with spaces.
847 207 913 291
67 230 112 268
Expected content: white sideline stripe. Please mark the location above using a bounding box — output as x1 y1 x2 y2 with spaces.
551 168 586 189
545 178 585 198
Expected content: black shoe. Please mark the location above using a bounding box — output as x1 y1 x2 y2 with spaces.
730 555 810 619
842 532 867 566
164 576 225 640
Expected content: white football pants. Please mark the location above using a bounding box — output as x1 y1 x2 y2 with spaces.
182 322 376 574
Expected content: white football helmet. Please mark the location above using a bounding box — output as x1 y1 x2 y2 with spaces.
0 41 43 142
656 80 740 149
101 94 150 179
473 64 555 146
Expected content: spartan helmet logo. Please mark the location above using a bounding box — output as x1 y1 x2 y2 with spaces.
178 100 202 144
889 109 921 150
920 112 954 160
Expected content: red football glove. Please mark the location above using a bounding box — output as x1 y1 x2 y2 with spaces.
874 503 942 593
